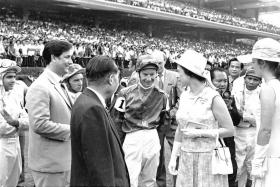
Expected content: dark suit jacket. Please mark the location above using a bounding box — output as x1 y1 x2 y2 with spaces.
70 88 130 187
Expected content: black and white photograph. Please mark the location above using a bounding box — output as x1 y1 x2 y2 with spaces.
0 0 280 186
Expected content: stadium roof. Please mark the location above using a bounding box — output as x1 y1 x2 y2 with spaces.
204 0 280 13
5 0 280 39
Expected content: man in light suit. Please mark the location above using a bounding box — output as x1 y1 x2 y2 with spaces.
151 50 181 187
26 40 73 187
70 56 130 187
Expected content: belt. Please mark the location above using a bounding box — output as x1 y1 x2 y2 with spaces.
0 134 18 139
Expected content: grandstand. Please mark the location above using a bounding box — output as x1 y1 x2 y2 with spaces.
1 0 280 69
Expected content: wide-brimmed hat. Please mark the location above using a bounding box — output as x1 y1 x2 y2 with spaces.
136 55 159 72
251 38 280 63
0 59 21 75
61 64 85 82
175 50 208 79
237 54 252 64
175 50 216 89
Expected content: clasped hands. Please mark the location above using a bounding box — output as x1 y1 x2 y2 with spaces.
0 108 19 128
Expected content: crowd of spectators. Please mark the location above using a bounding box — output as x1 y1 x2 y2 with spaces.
0 7 251 70
110 0 280 34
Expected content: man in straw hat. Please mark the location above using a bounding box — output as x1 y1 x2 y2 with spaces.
149 50 181 187
26 40 74 187
0 59 29 187
250 38 280 187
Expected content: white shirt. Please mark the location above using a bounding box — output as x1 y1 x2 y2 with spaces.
233 81 261 128
87 87 106 108
0 82 29 137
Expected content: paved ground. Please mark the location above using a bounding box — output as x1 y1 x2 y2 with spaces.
20 132 174 187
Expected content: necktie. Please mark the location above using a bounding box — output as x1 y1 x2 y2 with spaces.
159 73 164 90
60 83 73 107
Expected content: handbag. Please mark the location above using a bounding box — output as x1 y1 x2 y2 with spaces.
211 138 233 175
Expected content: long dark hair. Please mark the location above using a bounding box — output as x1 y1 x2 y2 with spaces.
180 65 206 82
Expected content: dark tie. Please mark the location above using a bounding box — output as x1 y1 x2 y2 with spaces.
60 83 73 107
159 73 164 90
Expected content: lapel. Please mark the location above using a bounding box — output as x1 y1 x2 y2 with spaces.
83 88 122 147
44 70 72 109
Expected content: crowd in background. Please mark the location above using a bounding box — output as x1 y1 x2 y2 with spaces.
109 0 280 34
0 9 251 70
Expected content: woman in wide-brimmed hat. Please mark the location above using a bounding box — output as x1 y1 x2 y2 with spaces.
168 50 234 187
250 38 280 187
61 63 85 105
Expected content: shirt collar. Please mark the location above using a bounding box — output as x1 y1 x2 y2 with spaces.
45 68 62 84
87 87 106 108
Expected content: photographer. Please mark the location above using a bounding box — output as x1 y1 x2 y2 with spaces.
210 67 241 187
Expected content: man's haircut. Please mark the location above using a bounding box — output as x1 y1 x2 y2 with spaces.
210 67 227 81
228 58 244 70
86 56 118 82
42 40 73 65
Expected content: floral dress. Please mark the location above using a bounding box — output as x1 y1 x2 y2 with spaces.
175 86 228 187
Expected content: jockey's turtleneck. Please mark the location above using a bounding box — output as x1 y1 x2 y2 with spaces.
138 81 154 97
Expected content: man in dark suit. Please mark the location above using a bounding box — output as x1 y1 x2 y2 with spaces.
70 56 130 187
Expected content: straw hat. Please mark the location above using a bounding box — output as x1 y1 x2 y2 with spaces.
61 64 85 82
0 59 21 75
237 54 252 64
251 38 280 63
175 50 208 79
175 50 216 89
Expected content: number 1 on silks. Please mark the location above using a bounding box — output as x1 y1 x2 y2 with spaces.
114 97 126 112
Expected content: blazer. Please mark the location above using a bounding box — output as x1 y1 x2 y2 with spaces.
26 69 72 172
70 88 130 187
159 69 179 98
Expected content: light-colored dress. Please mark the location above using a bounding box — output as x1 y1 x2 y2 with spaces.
254 79 280 187
176 86 228 187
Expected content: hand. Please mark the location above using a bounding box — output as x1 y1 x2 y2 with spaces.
169 108 177 118
0 109 19 128
181 129 218 138
251 158 266 179
251 144 268 179
168 157 178 175
243 116 256 126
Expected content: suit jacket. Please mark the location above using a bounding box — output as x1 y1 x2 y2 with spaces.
26 69 72 172
70 88 130 187
159 69 179 99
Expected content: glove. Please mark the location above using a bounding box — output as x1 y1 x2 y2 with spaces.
181 129 218 138
251 144 269 179
168 141 181 175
